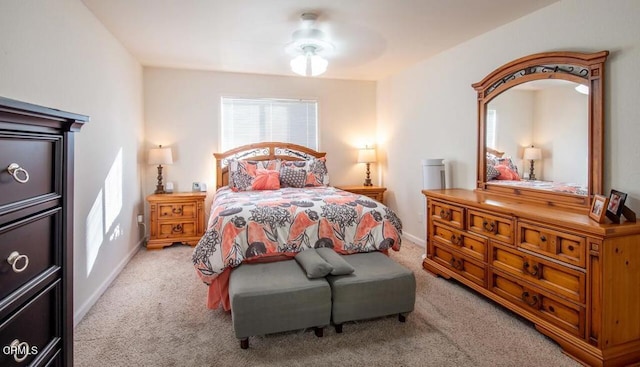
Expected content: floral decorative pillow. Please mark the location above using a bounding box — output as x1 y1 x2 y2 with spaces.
251 169 280 190
228 159 281 191
496 156 518 174
495 164 520 180
280 157 329 187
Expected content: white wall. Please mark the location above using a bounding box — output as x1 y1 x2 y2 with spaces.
0 0 144 324
144 68 377 215
378 0 640 243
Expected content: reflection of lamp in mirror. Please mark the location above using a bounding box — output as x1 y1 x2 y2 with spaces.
523 145 542 181
148 145 173 194
357 146 377 186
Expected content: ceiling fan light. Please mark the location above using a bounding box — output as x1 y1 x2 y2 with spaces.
290 55 308 76
309 54 328 76
290 50 328 77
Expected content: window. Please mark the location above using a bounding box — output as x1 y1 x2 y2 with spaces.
221 97 318 151
486 109 497 150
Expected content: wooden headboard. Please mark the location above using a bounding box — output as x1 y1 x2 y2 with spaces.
214 142 326 189
486 147 505 158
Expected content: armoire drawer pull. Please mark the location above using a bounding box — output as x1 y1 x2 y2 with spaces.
9 339 30 363
7 163 30 184
449 257 463 270
172 224 183 233
7 251 29 273
172 207 183 215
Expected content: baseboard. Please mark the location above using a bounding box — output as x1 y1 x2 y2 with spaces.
73 239 143 327
402 232 425 248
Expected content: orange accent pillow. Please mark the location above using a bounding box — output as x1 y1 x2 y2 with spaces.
494 164 520 180
251 169 281 190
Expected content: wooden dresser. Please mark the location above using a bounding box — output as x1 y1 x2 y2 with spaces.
0 97 87 366
423 189 640 366
147 192 206 249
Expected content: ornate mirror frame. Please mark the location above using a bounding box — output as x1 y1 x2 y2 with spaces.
472 50 609 209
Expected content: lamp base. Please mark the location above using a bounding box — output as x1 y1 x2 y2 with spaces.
528 160 536 181
155 165 166 194
363 162 373 186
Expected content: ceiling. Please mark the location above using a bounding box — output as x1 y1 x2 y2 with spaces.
81 0 558 81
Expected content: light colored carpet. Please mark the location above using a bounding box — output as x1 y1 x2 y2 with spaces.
74 241 580 367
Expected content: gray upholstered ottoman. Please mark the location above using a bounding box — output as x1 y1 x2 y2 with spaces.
229 260 331 349
327 251 416 332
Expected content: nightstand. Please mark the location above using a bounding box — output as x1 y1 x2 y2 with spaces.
146 192 206 249
337 185 387 204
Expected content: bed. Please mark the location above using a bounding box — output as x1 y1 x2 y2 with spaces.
191 142 403 310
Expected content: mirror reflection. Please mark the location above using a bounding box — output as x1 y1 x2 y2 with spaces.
485 79 588 195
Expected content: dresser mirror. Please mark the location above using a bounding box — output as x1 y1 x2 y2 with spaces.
472 51 609 209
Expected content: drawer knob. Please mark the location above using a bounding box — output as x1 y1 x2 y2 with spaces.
450 234 463 245
482 220 498 234
7 251 29 273
7 163 30 184
439 209 451 220
9 339 30 363
521 291 540 308
523 261 539 277
449 257 463 270
540 235 547 242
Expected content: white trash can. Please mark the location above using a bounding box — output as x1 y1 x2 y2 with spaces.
422 159 445 190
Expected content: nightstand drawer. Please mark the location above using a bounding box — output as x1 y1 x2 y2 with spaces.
157 221 197 239
158 202 197 219
0 133 60 209
0 209 59 300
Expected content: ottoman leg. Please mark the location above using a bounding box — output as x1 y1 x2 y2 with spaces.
399 314 406 323
335 324 343 333
240 338 249 349
315 327 324 337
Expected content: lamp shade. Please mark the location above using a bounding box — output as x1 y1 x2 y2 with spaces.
523 146 542 161
357 148 377 163
148 146 173 165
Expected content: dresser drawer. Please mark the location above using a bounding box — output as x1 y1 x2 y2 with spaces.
489 269 584 338
490 242 585 303
157 220 197 239
0 133 60 209
517 221 586 268
432 243 486 287
432 222 487 262
0 209 59 300
158 202 197 219
467 209 514 244
0 281 61 367
430 200 464 229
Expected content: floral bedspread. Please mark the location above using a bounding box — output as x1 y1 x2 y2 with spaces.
192 186 403 286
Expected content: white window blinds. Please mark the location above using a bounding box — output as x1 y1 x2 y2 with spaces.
221 97 318 151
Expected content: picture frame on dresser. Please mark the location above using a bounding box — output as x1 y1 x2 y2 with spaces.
606 189 627 217
589 194 609 223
